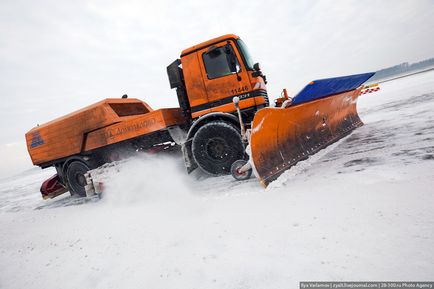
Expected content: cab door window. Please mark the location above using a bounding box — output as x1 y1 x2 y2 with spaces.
202 45 240 79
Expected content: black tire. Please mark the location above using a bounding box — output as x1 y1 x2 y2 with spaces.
66 161 90 197
231 159 252 181
192 121 244 175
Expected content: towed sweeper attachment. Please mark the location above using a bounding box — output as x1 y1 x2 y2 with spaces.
248 73 375 186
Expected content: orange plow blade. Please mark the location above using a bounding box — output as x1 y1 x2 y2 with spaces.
250 88 364 186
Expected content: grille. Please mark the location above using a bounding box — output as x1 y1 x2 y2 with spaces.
254 89 269 107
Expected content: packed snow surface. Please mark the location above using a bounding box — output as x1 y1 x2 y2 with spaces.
1 71 434 288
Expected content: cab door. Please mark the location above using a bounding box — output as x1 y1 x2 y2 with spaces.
197 40 251 114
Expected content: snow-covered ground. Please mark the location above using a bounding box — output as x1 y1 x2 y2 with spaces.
1 70 433 288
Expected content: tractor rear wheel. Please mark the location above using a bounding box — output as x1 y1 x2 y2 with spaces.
192 121 244 175
66 161 90 197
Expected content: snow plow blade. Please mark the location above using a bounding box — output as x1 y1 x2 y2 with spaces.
250 73 375 186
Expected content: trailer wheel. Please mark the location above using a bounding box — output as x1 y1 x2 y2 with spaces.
192 121 244 175
66 161 90 197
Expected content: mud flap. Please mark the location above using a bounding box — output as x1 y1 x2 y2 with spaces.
181 140 198 173
250 88 364 186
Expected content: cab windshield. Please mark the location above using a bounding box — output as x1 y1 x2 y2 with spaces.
237 39 254 70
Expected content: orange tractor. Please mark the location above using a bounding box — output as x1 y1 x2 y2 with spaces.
25 34 374 198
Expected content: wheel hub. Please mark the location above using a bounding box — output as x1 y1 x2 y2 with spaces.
206 138 229 160
75 173 86 186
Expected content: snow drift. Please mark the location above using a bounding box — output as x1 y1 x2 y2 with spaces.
0 70 433 289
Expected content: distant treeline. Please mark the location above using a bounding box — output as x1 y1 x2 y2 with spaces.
370 58 434 81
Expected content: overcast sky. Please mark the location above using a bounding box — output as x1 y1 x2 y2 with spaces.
0 0 433 178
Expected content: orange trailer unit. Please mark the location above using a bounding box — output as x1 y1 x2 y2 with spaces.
26 98 186 167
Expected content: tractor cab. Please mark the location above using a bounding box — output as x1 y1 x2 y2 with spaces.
167 34 269 123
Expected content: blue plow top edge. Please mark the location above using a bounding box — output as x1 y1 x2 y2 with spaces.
291 72 375 105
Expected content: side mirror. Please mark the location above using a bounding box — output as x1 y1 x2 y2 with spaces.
253 62 261 71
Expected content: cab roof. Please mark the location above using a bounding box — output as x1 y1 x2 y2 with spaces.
181 34 240 57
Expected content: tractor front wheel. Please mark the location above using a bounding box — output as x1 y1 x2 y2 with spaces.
192 121 244 175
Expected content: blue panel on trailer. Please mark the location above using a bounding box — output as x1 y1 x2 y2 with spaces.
292 72 375 105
